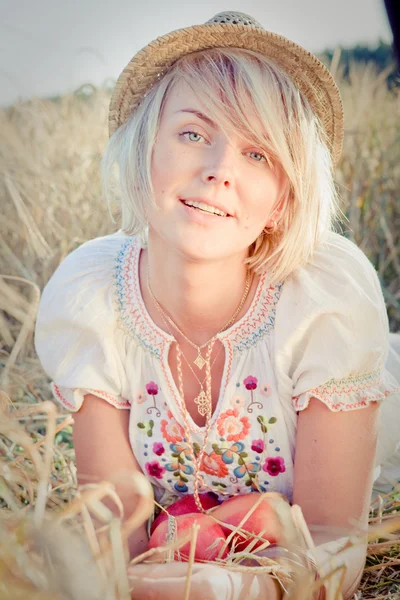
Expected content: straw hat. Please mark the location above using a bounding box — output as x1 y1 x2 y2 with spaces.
109 11 344 165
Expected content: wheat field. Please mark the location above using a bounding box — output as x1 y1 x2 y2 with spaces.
0 59 399 598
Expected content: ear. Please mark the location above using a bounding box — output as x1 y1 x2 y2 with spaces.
267 189 288 226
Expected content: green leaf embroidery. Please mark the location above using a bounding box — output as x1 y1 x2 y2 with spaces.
268 417 277 424
238 458 245 466
239 452 248 458
149 420 154 428
137 423 145 429
245 479 253 486
261 425 268 434
178 456 185 465
147 430 153 437
212 481 227 488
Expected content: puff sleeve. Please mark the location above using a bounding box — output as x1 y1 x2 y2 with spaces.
34 233 131 412
274 231 399 415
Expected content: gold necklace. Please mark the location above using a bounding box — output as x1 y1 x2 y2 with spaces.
179 345 223 416
147 267 252 370
154 302 223 417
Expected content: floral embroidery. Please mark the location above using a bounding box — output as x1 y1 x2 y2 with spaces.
243 375 263 413
263 456 286 476
257 415 277 434
200 452 229 478
145 381 161 417
214 440 245 464
244 376 258 390
153 442 165 456
260 384 273 397
146 461 166 479
210 441 260 490
137 419 155 437
164 441 194 493
251 439 265 454
233 460 261 481
211 480 228 492
136 391 146 404
230 395 245 409
217 409 251 441
160 411 186 443
146 381 159 395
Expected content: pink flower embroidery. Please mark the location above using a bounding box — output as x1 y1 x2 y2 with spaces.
160 411 185 443
153 442 165 456
262 457 286 477
217 409 251 442
136 391 145 404
251 439 265 454
145 461 165 479
260 384 272 397
230 395 245 409
200 452 229 478
243 375 258 390
146 381 159 395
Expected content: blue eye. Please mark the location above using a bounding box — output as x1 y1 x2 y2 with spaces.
180 130 205 143
248 151 267 162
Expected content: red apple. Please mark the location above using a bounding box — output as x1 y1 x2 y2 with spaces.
150 493 220 534
211 492 284 552
148 512 228 562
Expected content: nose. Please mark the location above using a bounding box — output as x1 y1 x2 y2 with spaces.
201 140 236 188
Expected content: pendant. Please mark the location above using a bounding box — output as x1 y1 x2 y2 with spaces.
194 390 210 417
193 351 206 370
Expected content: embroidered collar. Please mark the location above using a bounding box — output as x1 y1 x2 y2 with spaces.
114 236 283 359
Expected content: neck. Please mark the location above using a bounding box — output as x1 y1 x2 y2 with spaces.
141 232 255 346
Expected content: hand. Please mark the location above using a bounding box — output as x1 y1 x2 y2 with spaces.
127 561 281 600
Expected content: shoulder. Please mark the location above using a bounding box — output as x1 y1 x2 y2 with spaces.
47 230 136 284
274 231 388 354
37 231 139 324
279 231 384 314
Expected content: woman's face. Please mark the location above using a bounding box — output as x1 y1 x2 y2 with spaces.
148 79 287 263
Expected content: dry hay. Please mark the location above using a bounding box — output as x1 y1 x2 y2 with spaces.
0 379 399 599
0 58 399 598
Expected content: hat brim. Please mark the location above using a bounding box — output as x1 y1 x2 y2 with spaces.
109 23 343 166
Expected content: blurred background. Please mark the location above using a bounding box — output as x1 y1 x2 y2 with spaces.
0 2 399 598
1 0 399 329
0 0 394 106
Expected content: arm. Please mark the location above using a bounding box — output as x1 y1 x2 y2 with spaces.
72 394 151 560
293 398 380 599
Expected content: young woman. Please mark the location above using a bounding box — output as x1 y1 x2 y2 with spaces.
35 11 400 599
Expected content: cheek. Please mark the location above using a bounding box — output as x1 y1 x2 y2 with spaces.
151 143 184 193
242 182 280 226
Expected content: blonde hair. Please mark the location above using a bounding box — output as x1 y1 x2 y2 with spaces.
101 48 342 283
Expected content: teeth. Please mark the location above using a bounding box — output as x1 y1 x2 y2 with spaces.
183 200 228 217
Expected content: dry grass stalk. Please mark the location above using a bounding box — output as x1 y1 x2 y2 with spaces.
0 61 399 598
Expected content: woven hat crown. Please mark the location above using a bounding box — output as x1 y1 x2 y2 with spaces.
109 11 344 165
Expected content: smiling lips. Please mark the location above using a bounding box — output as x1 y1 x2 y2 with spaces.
181 198 230 217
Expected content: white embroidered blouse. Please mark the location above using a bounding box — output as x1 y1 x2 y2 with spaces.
34 230 400 504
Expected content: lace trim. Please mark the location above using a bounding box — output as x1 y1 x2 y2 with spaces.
51 383 130 411
293 368 395 412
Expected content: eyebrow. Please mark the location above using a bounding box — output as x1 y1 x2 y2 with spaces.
174 108 217 129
